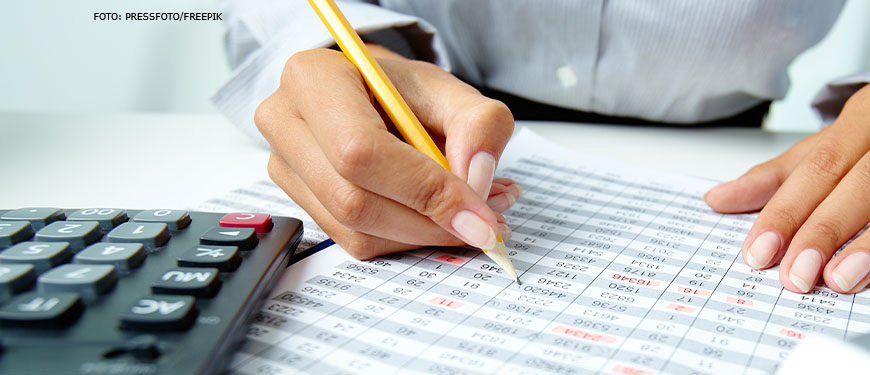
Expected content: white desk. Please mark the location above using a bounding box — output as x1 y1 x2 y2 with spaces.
5 112 870 374
1 112 810 209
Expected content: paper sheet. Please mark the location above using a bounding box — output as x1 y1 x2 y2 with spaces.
227 128 869 374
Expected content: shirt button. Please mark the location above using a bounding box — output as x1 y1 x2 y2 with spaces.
556 65 578 88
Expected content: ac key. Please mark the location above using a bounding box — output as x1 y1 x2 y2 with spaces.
120 295 197 331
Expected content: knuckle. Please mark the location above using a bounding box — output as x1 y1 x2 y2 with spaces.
333 135 375 179
763 205 803 232
342 234 384 260
253 94 279 135
805 145 846 179
411 172 456 220
283 48 357 87
330 185 372 230
472 100 514 131
810 218 845 245
284 49 334 78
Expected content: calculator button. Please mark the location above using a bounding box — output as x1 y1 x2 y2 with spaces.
0 242 73 274
133 210 191 231
120 295 197 331
1 208 65 230
177 246 241 272
38 264 118 302
152 267 221 298
106 223 170 251
0 264 36 304
35 221 102 251
0 221 34 248
0 292 83 328
200 227 257 250
67 208 128 231
219 212 273 233
74 243 146 274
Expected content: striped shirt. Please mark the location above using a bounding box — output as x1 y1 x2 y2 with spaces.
213 0 845 145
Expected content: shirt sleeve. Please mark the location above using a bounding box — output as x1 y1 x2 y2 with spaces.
811 72 870 126
212 0 451 147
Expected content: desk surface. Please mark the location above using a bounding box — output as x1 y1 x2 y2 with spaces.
1 112 809 209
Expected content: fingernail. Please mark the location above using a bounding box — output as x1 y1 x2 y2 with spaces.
832 251 870 291
487 193 516 212
789 249 823 293
746 231 780 269
467 152 496 199
498 223 512 242
510 184 523 199
451 210 497 250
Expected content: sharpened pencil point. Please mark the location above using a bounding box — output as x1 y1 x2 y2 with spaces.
517 278 522 286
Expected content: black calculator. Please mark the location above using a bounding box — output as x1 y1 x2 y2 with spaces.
0 208 303 374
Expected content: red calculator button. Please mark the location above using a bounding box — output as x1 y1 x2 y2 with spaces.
218 213 273 233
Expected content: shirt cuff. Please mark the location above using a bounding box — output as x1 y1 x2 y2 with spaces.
211 2 450 148
811 72 870 126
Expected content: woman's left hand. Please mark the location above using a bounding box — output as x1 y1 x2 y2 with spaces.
705 84 870 294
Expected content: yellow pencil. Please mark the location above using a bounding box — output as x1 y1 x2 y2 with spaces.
307 0 520 284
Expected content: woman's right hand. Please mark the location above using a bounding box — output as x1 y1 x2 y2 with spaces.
254 46 522 259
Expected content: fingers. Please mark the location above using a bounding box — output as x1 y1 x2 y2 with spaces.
488 180 523 212
266 154 420 259
704 131 821 213
737 127 870 275
258 95 464 249
283 50 504 250
378 58 515 197
824 245 870 294
778 151 870 293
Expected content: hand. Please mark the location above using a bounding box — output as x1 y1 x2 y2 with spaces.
254 45 520 259
705 84 870 294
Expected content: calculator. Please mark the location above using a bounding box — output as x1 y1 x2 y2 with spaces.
0 208 303 374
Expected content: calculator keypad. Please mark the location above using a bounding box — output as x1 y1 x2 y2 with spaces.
0 221 34 248
200 226 257 250
0 207 65 230
219 212 273 233
38 264 118 302
0 264 36 304
0 208 304 374
152 267 221 298
0 242 72 273
0 292 83 327
177 245 241 271
120 295 197 331
67 208 128 231
35 221 102 251
107 222 170 251
133 209 191 231
74 243 145 273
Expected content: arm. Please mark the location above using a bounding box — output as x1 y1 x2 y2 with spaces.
212 0 451 147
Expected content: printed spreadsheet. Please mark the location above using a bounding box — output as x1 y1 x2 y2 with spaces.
227 129 870 375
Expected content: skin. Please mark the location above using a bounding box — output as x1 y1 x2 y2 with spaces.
255 45 519 260
705 84 870 294
257 44 870 294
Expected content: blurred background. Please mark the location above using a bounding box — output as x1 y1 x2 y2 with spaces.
1 0 869 132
